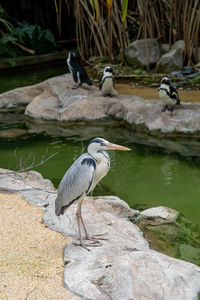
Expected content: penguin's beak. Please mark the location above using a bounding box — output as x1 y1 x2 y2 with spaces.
103 142 132 151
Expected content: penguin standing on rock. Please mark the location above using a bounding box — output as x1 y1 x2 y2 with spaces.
67 52 93 89
99 66 117 97
158 77 180 112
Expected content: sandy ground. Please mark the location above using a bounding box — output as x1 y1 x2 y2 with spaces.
116 84 200 102
0 193 80 300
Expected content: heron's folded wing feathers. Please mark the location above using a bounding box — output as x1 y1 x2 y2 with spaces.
55 155 95 214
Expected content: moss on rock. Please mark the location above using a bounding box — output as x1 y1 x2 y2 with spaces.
137 212 200 266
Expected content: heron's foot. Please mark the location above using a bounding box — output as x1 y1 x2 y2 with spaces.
87 234 108 241
73 240 103 251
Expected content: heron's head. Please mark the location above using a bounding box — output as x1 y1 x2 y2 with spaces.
104 66 114 74
87 138 131 154
161 77 171 86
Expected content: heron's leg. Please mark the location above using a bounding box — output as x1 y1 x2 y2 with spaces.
78 201 107 243
78 200 89 239
73 202 102 250
75 204 83 244
75 203 90 251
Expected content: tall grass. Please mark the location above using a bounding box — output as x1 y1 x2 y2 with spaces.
131 0 200 67
59 0 200 66
72 0 129 63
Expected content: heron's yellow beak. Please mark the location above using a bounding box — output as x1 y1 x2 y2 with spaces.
104 142 132 151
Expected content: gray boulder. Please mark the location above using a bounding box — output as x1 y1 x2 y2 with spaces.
125 38 161 68
156 40 185 73
43 196 200 300
0 168 56 206
160 43 170 55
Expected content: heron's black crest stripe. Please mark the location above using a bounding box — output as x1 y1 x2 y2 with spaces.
60 193 83 215
87 138 104 147
81 158 96 169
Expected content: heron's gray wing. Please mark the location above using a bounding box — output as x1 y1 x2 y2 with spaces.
55 154 96 215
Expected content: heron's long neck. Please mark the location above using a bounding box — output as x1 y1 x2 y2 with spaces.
89 150 110 164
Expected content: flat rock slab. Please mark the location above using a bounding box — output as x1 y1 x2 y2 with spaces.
1 74 200 135
0 169 200 299
43 196 200 300
0 168 56 206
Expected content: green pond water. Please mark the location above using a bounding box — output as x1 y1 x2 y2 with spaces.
0 63 66 94
0 133 200 224
0 64 200 225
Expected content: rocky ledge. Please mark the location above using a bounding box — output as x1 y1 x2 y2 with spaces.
1 74 200 136
0 168 200 300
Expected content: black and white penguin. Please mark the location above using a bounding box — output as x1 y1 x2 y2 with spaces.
99 66 117 96
158 77 180 112
66 52 93 89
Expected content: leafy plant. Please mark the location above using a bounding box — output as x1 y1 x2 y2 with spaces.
14 21 56 55
0 8 56 59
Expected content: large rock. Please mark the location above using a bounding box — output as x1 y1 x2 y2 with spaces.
156 40 185 73
2 73 200 157
0 84 42 111
24 75 200 135
13 74 200 136
43 196 200 300
0 168 200 299
125 38 161 68
1 73 200 137
0 168 56 206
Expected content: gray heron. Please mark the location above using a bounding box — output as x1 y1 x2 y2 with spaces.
55 137 131 250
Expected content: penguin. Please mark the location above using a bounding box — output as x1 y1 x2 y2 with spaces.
158 77 180 112
66 52 93 89
99 66 117 97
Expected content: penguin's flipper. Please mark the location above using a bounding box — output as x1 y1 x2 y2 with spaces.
99 78 103 90
168 85 179 101
72 70 78 83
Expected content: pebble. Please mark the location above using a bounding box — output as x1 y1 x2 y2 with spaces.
150 83 160 87
170 71 184 78
187 72 200 79
183 66 194 75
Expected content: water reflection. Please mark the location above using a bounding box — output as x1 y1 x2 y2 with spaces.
0 129 200 224
160 157 179 185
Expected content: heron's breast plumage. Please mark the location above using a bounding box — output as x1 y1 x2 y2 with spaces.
90 151 110 191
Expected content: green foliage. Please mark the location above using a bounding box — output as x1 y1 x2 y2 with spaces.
0 9 56 59
14 21 56 55
0 8 14 33
122 0 128 22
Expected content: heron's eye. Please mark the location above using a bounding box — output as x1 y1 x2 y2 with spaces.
100 142 106 146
